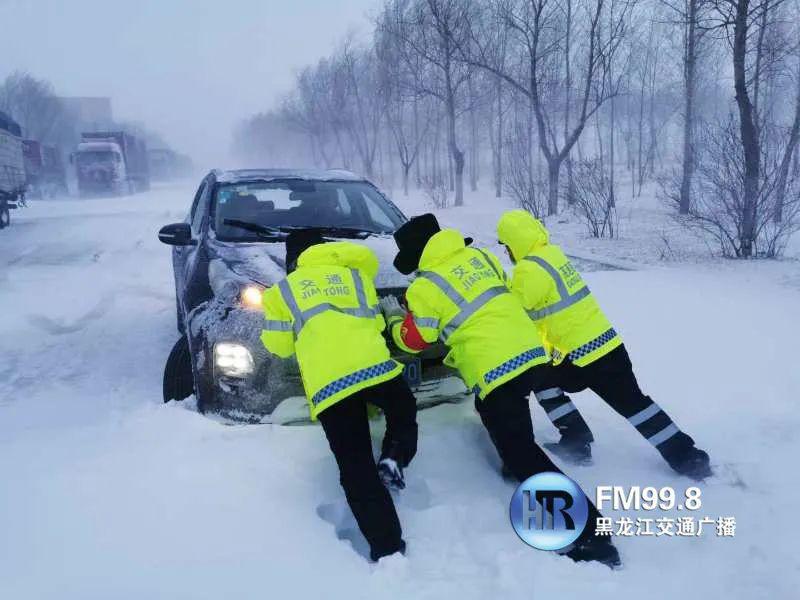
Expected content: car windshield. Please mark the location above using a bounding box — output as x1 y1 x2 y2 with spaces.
77 151 119 165
211 179 405 241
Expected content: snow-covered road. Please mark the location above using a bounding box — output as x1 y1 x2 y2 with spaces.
1 184 798 599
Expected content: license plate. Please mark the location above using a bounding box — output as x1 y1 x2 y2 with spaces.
401 358 422 388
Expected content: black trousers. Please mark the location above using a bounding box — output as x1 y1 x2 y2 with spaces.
534 345 694 460
317 375 418 561
477 367 603 534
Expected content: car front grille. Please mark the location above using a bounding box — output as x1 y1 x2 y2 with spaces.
377 286 407 301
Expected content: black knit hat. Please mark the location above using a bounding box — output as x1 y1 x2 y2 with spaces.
285 229 326 273
392 213 472 275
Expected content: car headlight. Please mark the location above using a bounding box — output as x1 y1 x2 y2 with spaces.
214 342 254 378
240 285 264 310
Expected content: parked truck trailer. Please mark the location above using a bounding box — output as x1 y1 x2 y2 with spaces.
73 131 151 197
23 140 68 199
0 111 25 230
148 148 194 182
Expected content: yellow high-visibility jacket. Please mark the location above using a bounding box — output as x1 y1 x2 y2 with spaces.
260 241 402 419
389 228 548 399
497 210 621 366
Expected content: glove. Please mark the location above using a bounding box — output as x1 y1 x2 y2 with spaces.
379 295 406 322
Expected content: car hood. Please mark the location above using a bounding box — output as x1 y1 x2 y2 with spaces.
207 234 412 296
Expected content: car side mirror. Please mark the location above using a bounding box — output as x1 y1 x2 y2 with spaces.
158 222 195 246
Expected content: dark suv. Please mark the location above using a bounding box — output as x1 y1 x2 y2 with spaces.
159 169 465 423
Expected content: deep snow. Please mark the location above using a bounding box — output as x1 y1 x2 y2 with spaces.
1 181 799 599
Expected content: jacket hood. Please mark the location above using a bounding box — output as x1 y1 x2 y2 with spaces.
297 241 380 279
418 228 466 270
496 210 550 260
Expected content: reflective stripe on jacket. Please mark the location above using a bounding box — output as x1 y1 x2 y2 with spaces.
497 210 621 366
389 228 548 399
260 241 402 419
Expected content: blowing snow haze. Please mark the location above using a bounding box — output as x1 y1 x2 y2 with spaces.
0 0 375 167
2 0 800 597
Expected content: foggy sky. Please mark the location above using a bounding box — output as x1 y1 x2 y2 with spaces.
0 0 376 168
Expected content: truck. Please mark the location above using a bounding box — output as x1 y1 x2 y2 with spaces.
148 148 178 181
148 148 194 182
73 131 150 197
0 110 25 230
23 140 68 199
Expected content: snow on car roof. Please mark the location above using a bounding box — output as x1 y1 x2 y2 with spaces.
213 168 366 184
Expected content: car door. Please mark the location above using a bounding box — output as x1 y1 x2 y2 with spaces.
174 178 211 317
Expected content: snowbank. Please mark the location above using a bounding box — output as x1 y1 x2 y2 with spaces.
0 182 797 599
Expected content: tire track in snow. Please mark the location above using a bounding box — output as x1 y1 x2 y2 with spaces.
27 295 115 335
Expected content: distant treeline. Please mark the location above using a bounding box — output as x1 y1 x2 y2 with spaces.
234 0 800 258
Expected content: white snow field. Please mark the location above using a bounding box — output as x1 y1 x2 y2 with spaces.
1 181 799 600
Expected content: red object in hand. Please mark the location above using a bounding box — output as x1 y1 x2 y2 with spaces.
399 312 430 351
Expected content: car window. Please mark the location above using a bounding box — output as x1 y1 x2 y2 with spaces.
361 191 395 230
188 181 207 225
191 181 209 233
211 180 403 241
335 189 352 217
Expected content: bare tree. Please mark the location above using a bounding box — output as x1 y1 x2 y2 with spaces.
421 170 451 206
626 6 676 196
572 158 619 236
377 5 436 193
563 0 577 204
683 0 787 256
335 43 386 178
654 0 800 255
464 0 635 215
504 98 549 216
678 117 800 256
0 71 65 142
773 1 800 221
280 61 340 167
602 0 637 208
775 65 800 221
381 0 476 206
731 0 767 256
234 0 800 263
659 0 711 213
487 70 513 197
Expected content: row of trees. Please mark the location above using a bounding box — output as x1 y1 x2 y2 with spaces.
233 0 800 257
1 70 177 173
0 71 79 149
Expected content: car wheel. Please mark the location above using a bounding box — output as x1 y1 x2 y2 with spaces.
0 205 10 229
190 335 217 414
163 335 194 402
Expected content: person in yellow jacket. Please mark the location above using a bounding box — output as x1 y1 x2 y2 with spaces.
260 230 418 562
497 209 711 479
382 213 620 568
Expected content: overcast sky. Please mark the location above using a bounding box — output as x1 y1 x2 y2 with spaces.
0 0 376 167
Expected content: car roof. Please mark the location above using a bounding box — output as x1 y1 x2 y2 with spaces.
211 168 367 184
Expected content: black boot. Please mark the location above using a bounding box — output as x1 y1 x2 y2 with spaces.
370 538 406 562
377 457 405 490
543 437 593 465
658 434 712 480
378 440 407 490
665 446 713 481
561 535 621 569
